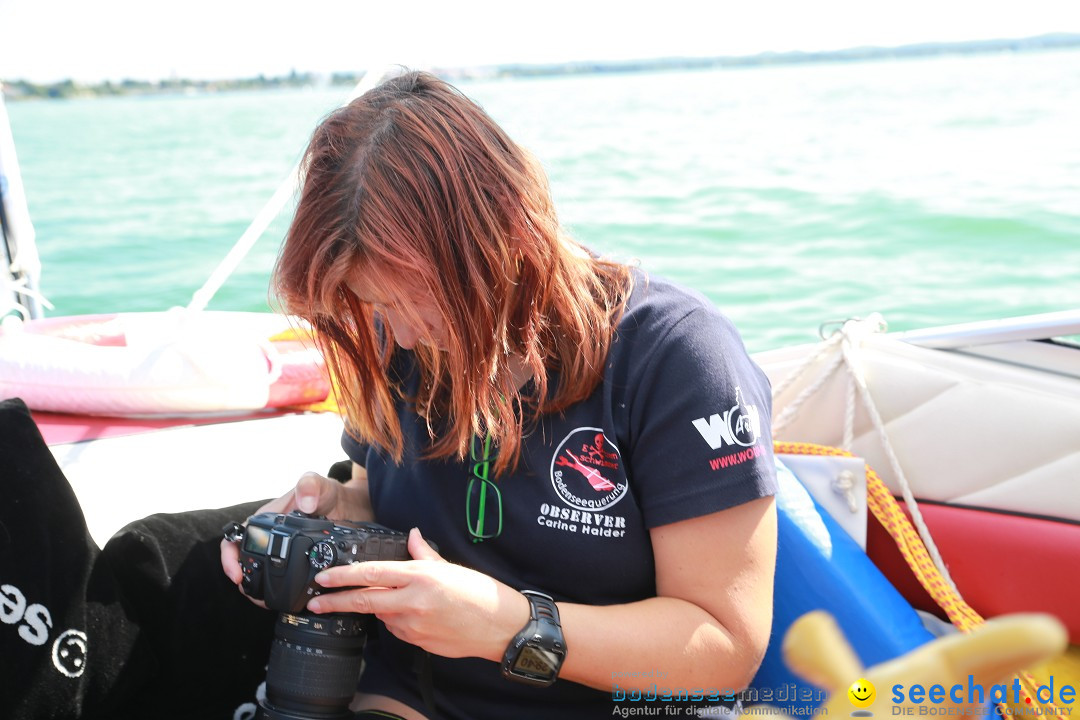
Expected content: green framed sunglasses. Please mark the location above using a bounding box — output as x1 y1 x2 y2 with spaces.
465 434 502 542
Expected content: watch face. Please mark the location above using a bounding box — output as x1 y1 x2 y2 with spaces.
513 644 561 678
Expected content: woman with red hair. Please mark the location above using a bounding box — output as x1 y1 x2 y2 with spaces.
223 70 777 719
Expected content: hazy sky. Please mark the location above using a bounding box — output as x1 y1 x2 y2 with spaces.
3 0 1080 83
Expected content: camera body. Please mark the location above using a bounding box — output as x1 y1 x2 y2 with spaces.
224 510 419 719
235 510 411 614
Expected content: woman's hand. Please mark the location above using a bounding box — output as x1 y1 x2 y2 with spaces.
307 529 529 662
219 467 374 587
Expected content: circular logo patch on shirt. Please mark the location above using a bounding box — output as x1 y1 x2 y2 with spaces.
550 427 627 511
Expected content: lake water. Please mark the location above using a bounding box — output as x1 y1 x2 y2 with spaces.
7 49 1080 352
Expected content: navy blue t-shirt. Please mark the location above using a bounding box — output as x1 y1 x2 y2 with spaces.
342 271 776 719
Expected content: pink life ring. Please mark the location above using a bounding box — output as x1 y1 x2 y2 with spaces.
0 311 330 416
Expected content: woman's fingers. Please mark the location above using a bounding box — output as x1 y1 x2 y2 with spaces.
220 538 243 584
308 586 396 615
406 527 444 561
314 559 412 589
294 471 337 514
219 538 269 609
307 560 420 614
253 471 337 516
304 555 528 661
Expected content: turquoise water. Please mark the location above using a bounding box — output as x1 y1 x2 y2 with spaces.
7 50 1080 352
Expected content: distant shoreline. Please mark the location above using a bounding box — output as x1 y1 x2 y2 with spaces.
4 32 1079 101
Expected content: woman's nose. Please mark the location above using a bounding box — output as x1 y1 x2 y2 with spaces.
384 308 419 349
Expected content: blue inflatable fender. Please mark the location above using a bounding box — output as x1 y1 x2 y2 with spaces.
747 458 935 711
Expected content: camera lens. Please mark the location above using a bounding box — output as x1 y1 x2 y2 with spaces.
258 612 367 720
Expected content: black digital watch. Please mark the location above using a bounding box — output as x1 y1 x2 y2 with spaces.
501 590 567 687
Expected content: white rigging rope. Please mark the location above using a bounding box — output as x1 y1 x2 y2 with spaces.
185 66 397 314
0 276 53 324
772 314 960 592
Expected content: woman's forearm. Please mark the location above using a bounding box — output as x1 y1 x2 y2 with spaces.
554 596 763 695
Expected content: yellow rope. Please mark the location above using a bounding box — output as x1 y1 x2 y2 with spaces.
774 441 1061 711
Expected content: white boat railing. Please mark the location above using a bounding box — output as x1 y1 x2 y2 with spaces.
893 309 1080 349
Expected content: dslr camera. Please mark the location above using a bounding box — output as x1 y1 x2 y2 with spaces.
224 511 412 720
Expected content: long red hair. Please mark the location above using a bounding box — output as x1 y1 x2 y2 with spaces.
274 71 632 475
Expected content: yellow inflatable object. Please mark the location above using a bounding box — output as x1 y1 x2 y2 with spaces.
761 612 1069 720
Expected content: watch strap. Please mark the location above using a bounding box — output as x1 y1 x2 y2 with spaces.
521 590 560 625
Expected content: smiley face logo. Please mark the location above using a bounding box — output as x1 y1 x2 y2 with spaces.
848 678 876 709
52 629 88 678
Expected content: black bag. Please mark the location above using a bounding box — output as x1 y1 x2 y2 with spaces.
0 398 275 719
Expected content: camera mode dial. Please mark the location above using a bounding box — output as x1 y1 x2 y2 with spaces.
309 541 336 569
